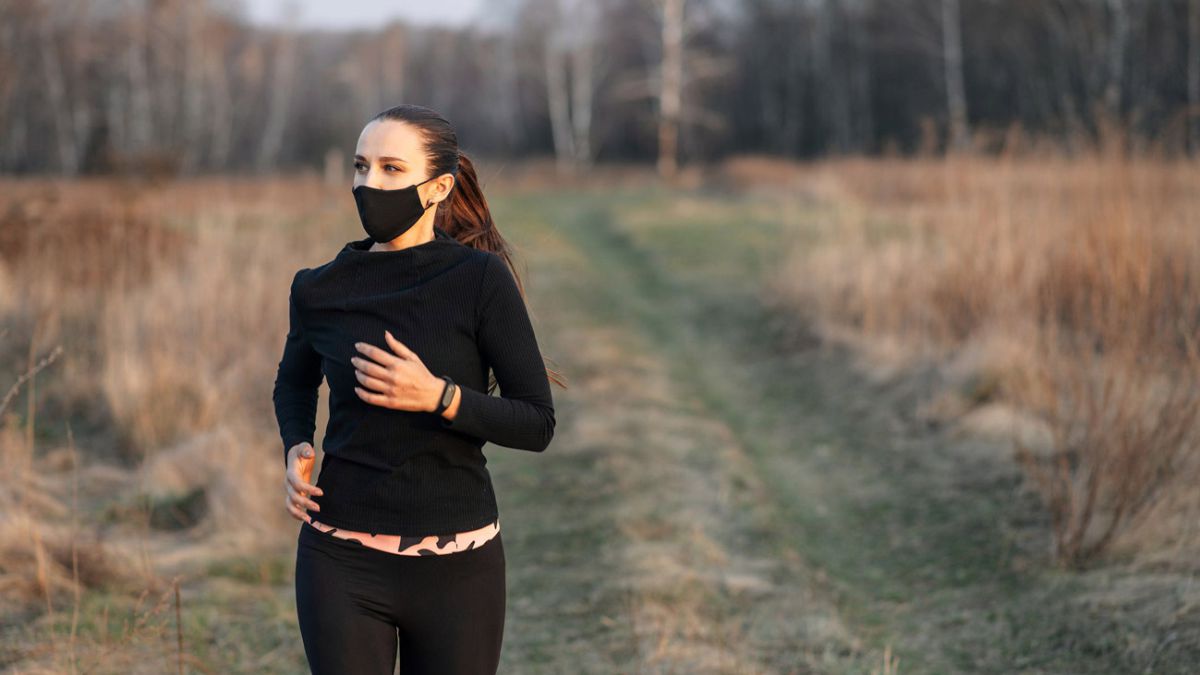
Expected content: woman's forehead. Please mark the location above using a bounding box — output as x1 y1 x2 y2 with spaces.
356 120 424 162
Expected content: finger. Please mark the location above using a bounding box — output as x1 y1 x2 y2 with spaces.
353 368 392 394
292 492 321 512
287 501 314 521
286 472 324 497
355 341 401 367
355 385 386 406
351 355 394 383
286 499 307 521
286 472 314 496
384 330 418 360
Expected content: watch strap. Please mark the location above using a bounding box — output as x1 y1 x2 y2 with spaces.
433 375 455 415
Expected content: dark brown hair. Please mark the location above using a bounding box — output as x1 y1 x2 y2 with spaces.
368 104 566 390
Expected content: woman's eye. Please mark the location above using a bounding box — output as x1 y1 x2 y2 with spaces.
351 162 400 172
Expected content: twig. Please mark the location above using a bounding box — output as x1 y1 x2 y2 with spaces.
0 344 63 417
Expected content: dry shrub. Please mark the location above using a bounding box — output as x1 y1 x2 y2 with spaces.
775 138 1200 567
1005 329 1200 569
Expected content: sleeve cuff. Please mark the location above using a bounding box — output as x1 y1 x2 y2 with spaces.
437 385 487 439
281 437 313 465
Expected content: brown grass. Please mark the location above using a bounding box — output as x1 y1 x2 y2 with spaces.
0 172 346 669
769 144 1200 569
4 149 1196 668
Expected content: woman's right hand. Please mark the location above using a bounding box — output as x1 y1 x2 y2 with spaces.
285 442 323 522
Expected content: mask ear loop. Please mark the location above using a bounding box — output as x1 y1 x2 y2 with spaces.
419 174 437 210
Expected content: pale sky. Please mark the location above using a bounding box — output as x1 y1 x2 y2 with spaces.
240 0 490 31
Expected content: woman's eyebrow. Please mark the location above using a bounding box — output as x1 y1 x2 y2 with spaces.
354 154 408 164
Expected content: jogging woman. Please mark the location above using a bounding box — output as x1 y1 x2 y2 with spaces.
272 103 562 674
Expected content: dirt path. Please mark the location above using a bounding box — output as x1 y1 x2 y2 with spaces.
488 192 876 674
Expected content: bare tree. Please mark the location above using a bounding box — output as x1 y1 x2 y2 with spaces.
656 0 684 178
812 0 843 151
569 20 596 166
493 29 525 153
544 3 574 169
180 0 207 174
812 0 873 153
255 8 298 172
0 1 37 170
1189 0 1200 154
543 0 599 170
1103 0 1130 123
124 0 154 161
379 25 407 115
39 0 91 175
205 14 235 170
878 0 971 152
2 0 1198 173
736 0 808 155
942 0 970 150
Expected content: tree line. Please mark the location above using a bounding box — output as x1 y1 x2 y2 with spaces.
2 0 1197 178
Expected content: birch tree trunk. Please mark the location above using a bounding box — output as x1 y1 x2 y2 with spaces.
256 26 297 172
544 29 576 170
543 0 596 171
657 0 684 179
569 28 594 165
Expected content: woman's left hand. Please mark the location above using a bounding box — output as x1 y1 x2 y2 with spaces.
352 331 442 413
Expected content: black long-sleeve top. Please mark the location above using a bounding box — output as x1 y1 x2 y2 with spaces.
272 226 555 536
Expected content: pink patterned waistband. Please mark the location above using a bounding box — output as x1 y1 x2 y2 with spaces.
305 516 500 556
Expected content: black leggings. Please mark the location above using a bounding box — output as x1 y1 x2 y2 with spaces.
294 520 506 674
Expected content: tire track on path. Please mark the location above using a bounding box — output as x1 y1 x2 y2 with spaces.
497 196 870 674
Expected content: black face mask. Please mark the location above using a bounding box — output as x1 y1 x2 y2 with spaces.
351 175 437 243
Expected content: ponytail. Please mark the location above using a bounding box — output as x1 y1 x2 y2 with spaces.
435 152 512 273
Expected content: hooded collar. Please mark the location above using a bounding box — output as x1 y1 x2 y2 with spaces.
339 226 459 258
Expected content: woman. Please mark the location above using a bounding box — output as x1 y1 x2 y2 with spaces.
272 103 564 675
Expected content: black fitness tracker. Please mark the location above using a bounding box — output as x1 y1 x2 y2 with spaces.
433 375 456 415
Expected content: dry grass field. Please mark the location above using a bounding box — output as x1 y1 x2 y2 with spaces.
760 150 1200 570
1 152 1197 673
